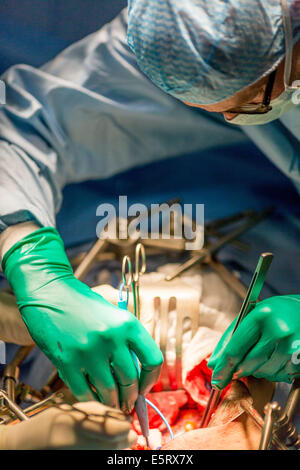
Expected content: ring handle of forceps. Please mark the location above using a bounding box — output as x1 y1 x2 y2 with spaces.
122 255 133 288
134 243 146 281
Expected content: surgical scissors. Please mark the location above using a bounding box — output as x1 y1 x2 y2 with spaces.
122 243 146 320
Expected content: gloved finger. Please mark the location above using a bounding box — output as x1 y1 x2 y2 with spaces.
61 369 96 402
207 319 237 370
234 336 277 379
211 314 261 389
87 362 120 409
248 341 286 379
110 348 139 414
128 322 163 395
253 360 290 382
252 337 298 382
270 360 300 383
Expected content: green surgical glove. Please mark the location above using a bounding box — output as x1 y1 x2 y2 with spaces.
208 295 300 389
2 228 163 413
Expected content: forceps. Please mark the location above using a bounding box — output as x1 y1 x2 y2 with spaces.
122 243 146 320
120 243 150 448
200 252 274 428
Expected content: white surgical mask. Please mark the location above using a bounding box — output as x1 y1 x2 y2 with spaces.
226 0 300 126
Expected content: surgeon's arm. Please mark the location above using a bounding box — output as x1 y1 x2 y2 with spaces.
0 137 163 413
0 21 164 410
0 222 40 258
0 8 172 410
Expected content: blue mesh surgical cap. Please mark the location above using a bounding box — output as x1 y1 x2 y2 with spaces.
127 0 300 104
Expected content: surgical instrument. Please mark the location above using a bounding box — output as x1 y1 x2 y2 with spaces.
137 277 200 390
122 243 146 321
259 401 300 450
3 346 34 402
74 239 108 281
72 198 181 280
0 390 29 422
259 379 300 450
238 399 288 451
120 245 148 445
71 205 273 302
118 277 150 448
166 206 273 281
119 277 174 448
200 252 274 428
283 378 300 421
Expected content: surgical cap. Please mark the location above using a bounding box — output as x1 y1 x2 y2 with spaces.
127 0 300 104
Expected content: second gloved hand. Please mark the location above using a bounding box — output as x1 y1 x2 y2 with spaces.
208 295 300 389
2 228 163 413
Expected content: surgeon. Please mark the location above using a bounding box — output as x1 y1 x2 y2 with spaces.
0 0 299 414
127 0 300 390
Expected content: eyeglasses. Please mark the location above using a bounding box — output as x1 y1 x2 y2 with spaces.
226 70 277 115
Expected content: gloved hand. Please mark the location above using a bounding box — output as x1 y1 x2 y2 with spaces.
2 228 163 413
0 401 137 450
208 295 300 389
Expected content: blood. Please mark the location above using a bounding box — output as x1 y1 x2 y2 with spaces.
184 357 213 411
131 356 232 450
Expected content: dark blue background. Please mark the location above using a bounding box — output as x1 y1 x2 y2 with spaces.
0 0 127 72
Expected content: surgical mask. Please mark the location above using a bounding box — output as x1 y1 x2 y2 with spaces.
226 0 300 126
